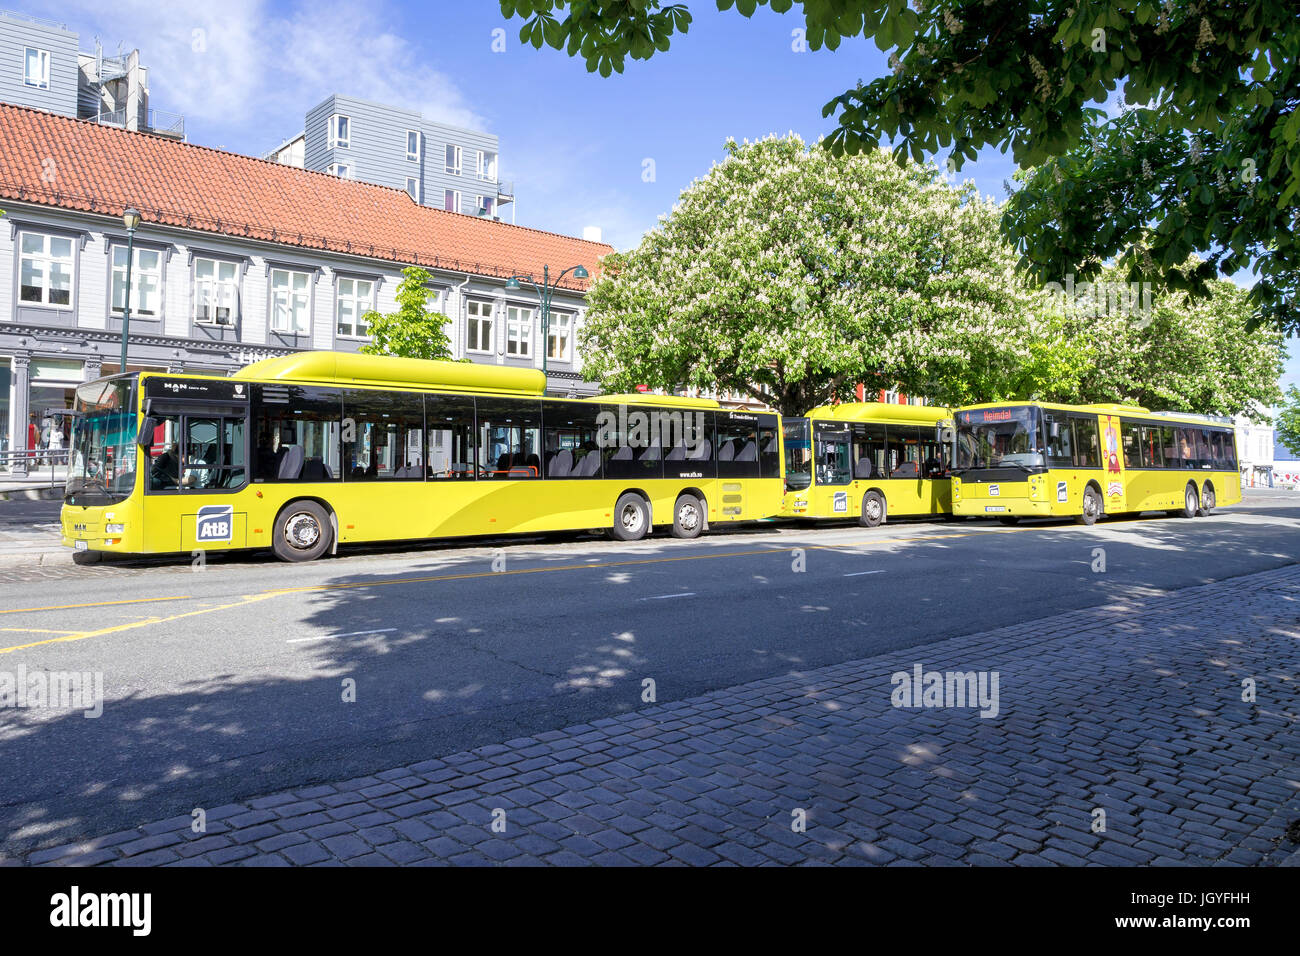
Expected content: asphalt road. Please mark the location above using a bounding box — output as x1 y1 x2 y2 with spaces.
2 493 1298 857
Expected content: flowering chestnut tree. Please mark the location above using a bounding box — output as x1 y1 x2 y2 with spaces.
579 134 1067 415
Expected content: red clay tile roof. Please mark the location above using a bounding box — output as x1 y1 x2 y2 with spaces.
0 103 611 290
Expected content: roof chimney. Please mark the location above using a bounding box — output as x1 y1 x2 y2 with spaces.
582 225 602 243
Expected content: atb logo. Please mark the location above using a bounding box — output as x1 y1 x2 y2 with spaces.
195 505 234 543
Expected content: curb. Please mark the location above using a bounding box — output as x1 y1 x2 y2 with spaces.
0 487 63 501
0 549 69 568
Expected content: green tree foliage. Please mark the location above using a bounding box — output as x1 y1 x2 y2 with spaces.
359 267 455 361
1275 385 1300 456
1035 266 1285 415
579 135 1064 415
501 1 1300 331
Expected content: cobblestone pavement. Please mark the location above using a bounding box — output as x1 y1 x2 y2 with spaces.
16 563 1300 867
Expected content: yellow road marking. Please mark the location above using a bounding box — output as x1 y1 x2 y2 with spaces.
0 593 278 654
0 595 192 616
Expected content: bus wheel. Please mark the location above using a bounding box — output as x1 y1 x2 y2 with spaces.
671 494 704 539
1179 484 1199 519
859 491 885 528
274 500 333 561
1076 485 1102 526
1200 483 1216 515
72 550 103 565
997 516 1021 526
611 493 651 542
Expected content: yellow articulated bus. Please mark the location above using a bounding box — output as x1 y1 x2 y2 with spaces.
950 401 1242 525
61 351 784 561
779 402 952 527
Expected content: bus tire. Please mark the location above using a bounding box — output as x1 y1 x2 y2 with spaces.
72 549 103 565
997 516 1021 526
1179 483 1199 519
1200 482 1216 515
671 494 704 539
273 500 333 562
611 493 651 542
1076 484 1102 526
859 491 885 528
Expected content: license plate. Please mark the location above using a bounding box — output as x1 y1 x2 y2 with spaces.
74 540 88 551
984 505 1006 512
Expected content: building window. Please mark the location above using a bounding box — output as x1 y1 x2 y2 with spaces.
18 231 73 307
505 305 533 358
406 178 421 202
270 268 311 334
328 162 351 178
476 196 494 217
193 257 239 326
443 189 461 213
336 276 374 338
548 312 573 363
406 130 421 161
23 48 50 89
111 245 162 317
329 114 350 148
466 300 492 353
476 150 497 181
445 144 461 175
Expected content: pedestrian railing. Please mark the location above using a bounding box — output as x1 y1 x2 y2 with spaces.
0 448 69 488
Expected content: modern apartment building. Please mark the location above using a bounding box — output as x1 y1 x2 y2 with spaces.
268 94 514 221
0 8 183 138
0 103 610 465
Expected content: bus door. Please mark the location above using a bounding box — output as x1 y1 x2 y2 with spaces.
813 422 852 516
142 394 251 550
1098 414 1128 513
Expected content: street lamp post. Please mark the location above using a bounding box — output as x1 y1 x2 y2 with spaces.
505 263 589 383
118 208 141 375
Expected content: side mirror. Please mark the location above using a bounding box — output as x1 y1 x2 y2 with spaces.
137 417 157 447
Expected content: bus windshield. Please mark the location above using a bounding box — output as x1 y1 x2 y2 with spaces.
65 377 139 506
955 406 1045 471
783 418 811 491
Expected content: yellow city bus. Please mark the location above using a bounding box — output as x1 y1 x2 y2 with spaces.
950 401 1241 524
61 352 784 561
779 402 952 527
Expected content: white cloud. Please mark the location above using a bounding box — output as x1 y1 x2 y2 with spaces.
52 0 484 149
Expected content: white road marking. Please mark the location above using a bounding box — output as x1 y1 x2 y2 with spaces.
638 592 697 601
287 628 397 644
843 570 885 577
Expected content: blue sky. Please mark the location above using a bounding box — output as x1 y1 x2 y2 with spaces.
44 0 1296 388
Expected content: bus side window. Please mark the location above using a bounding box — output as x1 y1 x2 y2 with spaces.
1073 417 1100 468
148 415 181 490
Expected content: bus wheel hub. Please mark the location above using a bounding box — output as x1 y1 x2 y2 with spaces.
285 513 320 549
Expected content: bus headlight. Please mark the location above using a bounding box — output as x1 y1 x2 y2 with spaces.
105 523 125 534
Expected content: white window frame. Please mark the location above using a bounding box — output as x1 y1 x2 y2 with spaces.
406 178 421 203
445 144 462 175
505 305 533 358
547 311 574 363
476 150 497 182
17 230 74 308
111 245 163 318
329 113 350 148
269 268 312 334
336 276 375 339
23 48 50 89
475 195 494 217
192 256 240 326
443 189 461 213
406 130 422 161
328 162 352 178
465 300 492 353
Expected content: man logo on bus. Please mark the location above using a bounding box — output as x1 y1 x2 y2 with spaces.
196 505 234 543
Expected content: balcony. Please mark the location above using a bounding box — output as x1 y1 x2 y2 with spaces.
496 180 515 203
93 107 185 140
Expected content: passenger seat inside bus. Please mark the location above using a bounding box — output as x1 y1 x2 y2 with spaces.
547 449 574 477
277 445 305 480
